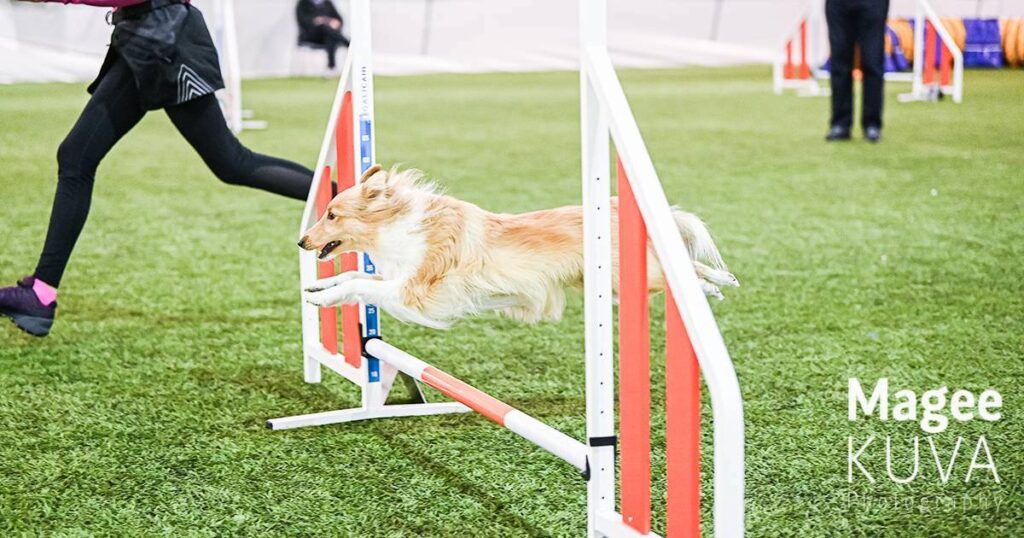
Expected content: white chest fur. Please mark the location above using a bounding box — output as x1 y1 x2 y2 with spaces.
368 207 428 281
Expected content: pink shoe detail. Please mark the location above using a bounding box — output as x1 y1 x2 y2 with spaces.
32 278 57 306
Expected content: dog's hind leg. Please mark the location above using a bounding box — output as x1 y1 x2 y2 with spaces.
694 261 739 288
378 302 451 330
304 271 378 293
700 280 725 300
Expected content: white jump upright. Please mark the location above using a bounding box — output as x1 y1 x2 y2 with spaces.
899 0 964 103
269 0 746 536
772 0 825 96
206 0 268 132
581 0 745 535
266 0 469 431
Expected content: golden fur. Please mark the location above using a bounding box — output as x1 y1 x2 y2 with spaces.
299 165 738 328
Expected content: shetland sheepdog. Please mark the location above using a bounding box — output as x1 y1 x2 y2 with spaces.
299 165 738 329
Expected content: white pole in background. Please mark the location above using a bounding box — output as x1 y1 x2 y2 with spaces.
911 2 925 98
209 0 266 132
220 0 244 133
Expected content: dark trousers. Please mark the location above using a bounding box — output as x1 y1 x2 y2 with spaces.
304 24 350 68
825 0 889 130
34 58 314 287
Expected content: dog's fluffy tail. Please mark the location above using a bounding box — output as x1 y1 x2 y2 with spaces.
671 209 727 270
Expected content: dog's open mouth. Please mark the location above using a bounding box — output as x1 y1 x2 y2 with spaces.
319 241 341 260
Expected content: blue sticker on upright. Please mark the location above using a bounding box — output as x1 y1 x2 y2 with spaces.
359 114 381 383
359 117 373 169
364 302 379 337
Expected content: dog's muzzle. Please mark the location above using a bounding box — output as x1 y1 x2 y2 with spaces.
298 236 341 259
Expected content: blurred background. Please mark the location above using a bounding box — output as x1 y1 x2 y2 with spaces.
2 0 1023 83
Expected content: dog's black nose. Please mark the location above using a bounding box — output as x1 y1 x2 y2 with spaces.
297 238 307 249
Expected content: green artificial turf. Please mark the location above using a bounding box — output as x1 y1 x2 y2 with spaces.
1 66 1022 537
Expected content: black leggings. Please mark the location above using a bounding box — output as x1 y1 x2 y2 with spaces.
825 0 889 130
33 57 314 287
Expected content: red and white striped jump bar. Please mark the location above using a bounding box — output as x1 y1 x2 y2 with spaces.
363 338 589 472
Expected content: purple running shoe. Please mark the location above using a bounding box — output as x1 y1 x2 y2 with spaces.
0 277 57 337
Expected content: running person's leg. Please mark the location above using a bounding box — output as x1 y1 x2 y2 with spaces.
857 0 889 133
35 59 147 287
165 95 314 200
321 26 350 69
825 0 856 136
1 58 146 336
324 27 350 69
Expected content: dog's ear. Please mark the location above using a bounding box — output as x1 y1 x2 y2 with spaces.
361 167 390 201
360 164 383 183
363 183 387 201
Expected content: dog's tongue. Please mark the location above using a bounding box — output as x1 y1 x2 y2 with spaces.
318 241 340 260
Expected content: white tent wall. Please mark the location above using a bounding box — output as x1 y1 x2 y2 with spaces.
1 2 110 84
8 4 110 55
234 0 817 73
2 0 1022 84
0 0 15 41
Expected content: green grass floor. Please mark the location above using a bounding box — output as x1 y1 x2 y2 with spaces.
1 66 1022 537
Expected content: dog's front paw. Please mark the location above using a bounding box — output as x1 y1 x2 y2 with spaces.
305 275 344 293
304 290 336 307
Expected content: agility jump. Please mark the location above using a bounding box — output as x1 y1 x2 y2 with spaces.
267 0 745 535
774 0 964 103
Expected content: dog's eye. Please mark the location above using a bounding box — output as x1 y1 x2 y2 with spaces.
326 211 335 220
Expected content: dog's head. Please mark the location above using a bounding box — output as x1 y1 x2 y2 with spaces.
298 164 408 260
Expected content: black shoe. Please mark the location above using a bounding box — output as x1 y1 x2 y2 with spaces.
825 125 851 141
864 126 882 143
0 277 57 337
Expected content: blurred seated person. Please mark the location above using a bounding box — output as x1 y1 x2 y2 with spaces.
296 0 351 73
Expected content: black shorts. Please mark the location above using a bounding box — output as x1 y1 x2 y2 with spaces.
89 1 225 110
